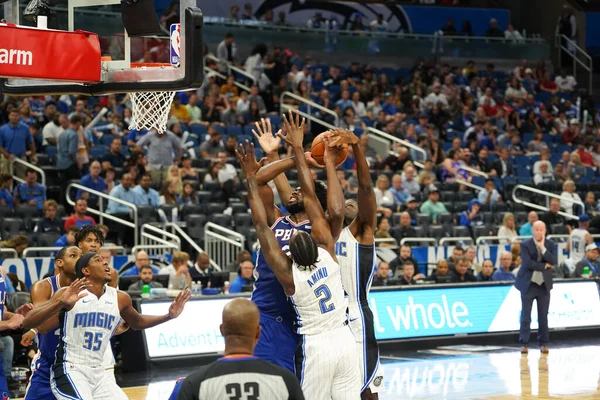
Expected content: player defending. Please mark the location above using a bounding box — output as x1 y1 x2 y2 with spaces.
250 114 329 371
237 114 359 399
23 253 191 400
330 129 384 398
23 245 82 400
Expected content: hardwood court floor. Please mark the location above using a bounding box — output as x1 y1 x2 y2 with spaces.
119 342 600 399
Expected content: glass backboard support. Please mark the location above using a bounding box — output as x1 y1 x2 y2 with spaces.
0 0 203 95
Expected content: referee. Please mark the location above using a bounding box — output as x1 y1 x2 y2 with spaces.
173 298 304 400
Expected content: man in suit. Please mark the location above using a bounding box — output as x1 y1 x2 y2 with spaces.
491 148 513 178
514 221 557 354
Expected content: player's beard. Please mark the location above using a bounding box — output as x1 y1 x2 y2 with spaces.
287 200 305 215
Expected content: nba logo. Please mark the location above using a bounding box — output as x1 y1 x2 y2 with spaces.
170 23 181 67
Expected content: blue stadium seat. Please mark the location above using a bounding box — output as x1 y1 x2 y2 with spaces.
100 134 116 146
243 125 255 136
226 126 243 137
269 115 283 126
213 125 226 136
190 124 207 136
89 145 108 159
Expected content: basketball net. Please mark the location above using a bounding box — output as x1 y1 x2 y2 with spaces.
129 91 176 134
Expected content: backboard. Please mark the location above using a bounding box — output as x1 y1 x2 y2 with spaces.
0 0 203 95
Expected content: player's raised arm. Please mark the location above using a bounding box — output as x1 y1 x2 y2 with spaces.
278 111 334 253
23 279 88 331
117 289 190 330
236 141 295 296
330 129 376 239
323 130 347 240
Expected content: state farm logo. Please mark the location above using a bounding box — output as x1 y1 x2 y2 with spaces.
0 48 33 66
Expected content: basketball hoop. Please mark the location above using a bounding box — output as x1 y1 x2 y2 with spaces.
127 62 177 134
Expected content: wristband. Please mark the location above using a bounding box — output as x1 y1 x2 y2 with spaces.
29 328 37 335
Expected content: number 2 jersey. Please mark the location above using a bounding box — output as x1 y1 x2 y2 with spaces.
253 216 311 321
290 247 348 335
53 286 121 369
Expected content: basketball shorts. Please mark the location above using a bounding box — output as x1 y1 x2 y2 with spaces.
24 359 55 400
349 304 384 394
103 343 116 384
294 324 361 400
51 363 128 400
254 313 298 372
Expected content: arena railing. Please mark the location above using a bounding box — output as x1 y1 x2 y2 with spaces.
131 244 179 254
400 238 438 246
475 236 533 245
512 184 583 221
67 183 139 245
164 222 221 271
10 158 46 186
374 237 398 247
206 54 257 84
22 245 127 257
365 127 427 169
140 223 181 256
204 66 251 93
439 237 475 246
0 249 18 258
204 222 246 272
280 91 340 129
556 33 593 94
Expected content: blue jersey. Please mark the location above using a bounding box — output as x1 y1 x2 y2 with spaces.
33 275 61 368
252 216 311 320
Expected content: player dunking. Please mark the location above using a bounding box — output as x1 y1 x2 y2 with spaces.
237 113 360 399
250 114 330 371
330 129 384 399
22 245 82 400
23 253 190 399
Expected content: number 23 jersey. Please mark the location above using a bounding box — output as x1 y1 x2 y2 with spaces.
289 247 348 335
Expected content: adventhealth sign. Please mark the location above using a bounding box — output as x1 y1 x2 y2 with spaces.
369 281 600 340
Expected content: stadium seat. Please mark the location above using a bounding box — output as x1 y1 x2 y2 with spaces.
137 205 158 225
226 126 243 137
473 225 490 239
185 215 207 240
15 205 41 225
36 232 61 247
234 213 253 228
550 224 569 235
210 213 233 227
0 206 13 219
427 225 444 240
203 181 220 192
452 226 470 238
100 134 116 146
438 213 453 225
416 213 432 228
89 145 108 159
230 202 247 215
180 204 205 218
440 191 455 202
196 191 211 203
391 212 402 226
190 124 207 136
158 205 177 222
2 217 25 238
206 203 226 215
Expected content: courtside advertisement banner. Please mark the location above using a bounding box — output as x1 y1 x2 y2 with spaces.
140 281 600 358
141 298 229 358
369 281 600 340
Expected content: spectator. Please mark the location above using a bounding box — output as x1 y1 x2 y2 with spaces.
159 251 192 290
225 250 252 274
464 246 480 273
372 261 392 286
76 160 107 201
423 82 448 109
241 3 255 20
498 213 519 244
555 69 577 92
574 243 600 278
54 225 79 247
388 174 407 208
477 259 495 282
0 109 36 177
485 18 504 37
374 217 395 247
106 172 139 218
576 143 595 168
136 129 182 189
454 105 474 132
402 166 420 196
425 260 452 283
0 234 28 257
446 247 465 270
393 212 417 243
101 138 127 171
42 114 67 147
127 265 164 293
389 244 419 275
64 198 95 231
56 115 82 195
542 198 570 233
0 175 13 210
122 250 160 277
134 173 160 207
527 131 548 153
229 260 256 293
519 211 539 237
105 168 116 193
14 168 46 210
507 134 525 156
170 95 191 124
561 120 581 146
478 178 502 206
534 161 555 185
420 187 448 224
504 24 524 43
560 180 583 216
441 18 457 35
459 199 483 230
216 33 237 69
451 257 477 282
199 126 225 160
374 175 395 210
159 180 179 206
584 192 600 218
399 261 417 285
178 181 199 206
492 252 516 281
33 199 62 235
189 252 214 284
539 71 559 95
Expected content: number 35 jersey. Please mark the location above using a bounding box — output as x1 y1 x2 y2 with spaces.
290 247 348 335
55 286 121 368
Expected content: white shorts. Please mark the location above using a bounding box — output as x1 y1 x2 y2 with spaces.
349 304 383 393
51 363 127 400
294 324 361 400
103 345 116 383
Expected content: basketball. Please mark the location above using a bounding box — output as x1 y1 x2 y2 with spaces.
311 133 349 167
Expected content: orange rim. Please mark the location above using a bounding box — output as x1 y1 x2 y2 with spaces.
130 62 173 68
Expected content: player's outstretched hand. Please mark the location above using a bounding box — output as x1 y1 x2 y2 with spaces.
60 278 88 309
327 128 359 147
15 303 34 317
168 289 191 319
305 152 325 169
235 141 266 179
7 314 24 330
252 118 281 155
20 329 35 346
322 134 346 166
278 110 305 149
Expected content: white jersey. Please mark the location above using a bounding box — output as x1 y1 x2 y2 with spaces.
569 228 589 263
336 227 376 308
289 247 348 335
55 286 121 368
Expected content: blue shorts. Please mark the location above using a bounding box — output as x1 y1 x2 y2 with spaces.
254 313 298 372
25 362 54 400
